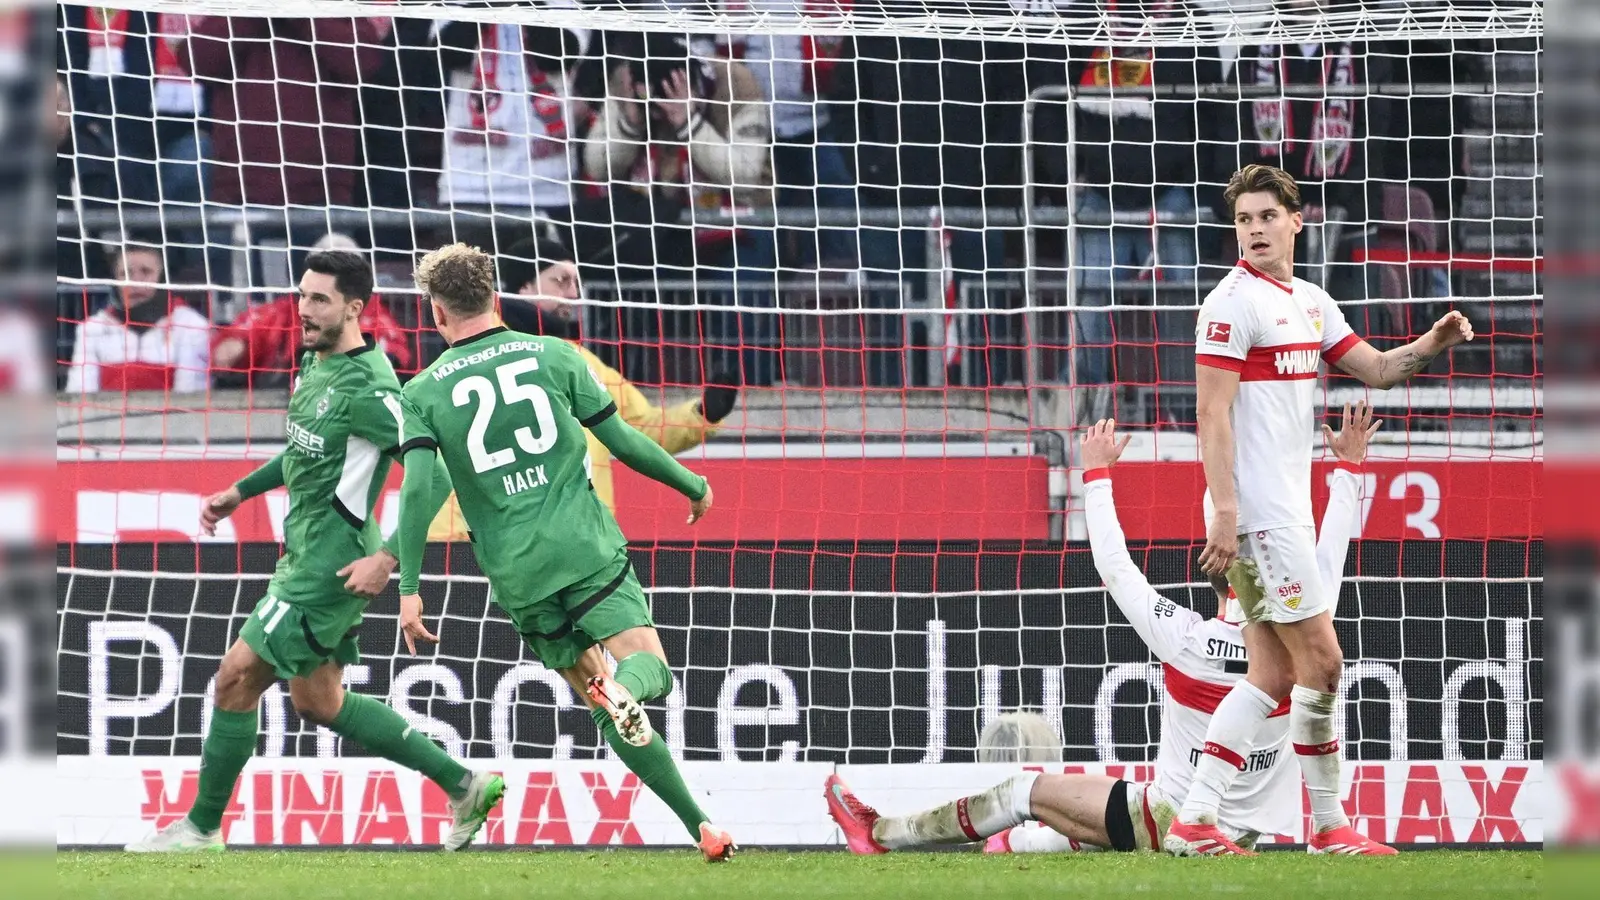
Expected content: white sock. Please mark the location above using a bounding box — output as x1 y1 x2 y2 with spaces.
874 772 1038 849
1178 679 1278 825
1291 684 1349 832
1004 821 1102 853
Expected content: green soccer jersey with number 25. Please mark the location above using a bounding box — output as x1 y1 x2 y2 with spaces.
398 327 628 602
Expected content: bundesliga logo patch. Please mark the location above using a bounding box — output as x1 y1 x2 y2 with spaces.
1204 321 1232 344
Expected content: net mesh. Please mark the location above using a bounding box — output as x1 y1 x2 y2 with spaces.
54 0 1541 843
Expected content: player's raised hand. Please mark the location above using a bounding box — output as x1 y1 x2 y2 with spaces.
1080 418 1133 470
1427 310 1475 350
1323 401 1383 466
338 550 396 599
687 482 713 525
398 593 439 656
199 486 243 537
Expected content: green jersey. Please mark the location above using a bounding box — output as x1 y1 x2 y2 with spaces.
268 338 406 603
399 327 626 600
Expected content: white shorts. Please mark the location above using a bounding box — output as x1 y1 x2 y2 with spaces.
1230 525 1330 625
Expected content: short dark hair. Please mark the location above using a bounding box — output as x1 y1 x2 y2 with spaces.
500 237 575 295
303 249 374 304
109 242 166 272
1224 164 1303 216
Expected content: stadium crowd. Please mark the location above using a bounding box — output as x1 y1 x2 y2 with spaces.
54 2 1533 398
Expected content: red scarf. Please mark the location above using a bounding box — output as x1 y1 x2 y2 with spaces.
459 24 568 148
1251 43 1356 180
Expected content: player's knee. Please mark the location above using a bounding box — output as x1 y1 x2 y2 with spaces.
213 660 265 711
1300 645 1344 692
291 694 341 727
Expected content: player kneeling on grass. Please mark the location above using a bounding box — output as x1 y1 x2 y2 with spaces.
826 407 1378 856
340 244 734 861
127 251 499 853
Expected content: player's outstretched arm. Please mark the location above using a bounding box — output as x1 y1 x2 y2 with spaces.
201 453 285 536
590 413 713 521
1332 310 1475 390
1316 402 1380 600
1081 419 1198 663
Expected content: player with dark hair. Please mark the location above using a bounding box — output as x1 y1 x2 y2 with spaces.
341 243 736 861
126 250 499 853
827 408 1377 856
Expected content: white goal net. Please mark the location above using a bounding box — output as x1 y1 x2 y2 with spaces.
56 0 1541 847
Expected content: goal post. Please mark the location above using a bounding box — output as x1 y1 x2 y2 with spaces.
55 0 1542 847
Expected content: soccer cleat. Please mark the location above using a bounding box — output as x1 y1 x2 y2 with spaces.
124 817 225 853
587 674 653 748
1163 820 1258 857
983 828 1014 854
1307 825 1398 856
823 773 887 855
697 822 736 862
443 772 507 851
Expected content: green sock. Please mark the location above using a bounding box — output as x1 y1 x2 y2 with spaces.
590 706 708 840
614 652 673 703
329 693 471 798
187 707 258 833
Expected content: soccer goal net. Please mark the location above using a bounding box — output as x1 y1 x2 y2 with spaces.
56 0 1541 847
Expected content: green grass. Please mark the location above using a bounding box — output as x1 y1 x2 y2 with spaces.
54 849 1545 900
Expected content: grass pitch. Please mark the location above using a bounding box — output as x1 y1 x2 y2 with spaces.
53 848 1547 900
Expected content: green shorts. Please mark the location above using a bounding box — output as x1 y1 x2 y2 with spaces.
238 593 363 681
501 552 653 671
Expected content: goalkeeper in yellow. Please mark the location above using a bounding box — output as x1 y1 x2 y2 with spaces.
342 244 736 861
424 235 738 541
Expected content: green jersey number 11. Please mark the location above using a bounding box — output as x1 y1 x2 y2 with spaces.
453 357 560 473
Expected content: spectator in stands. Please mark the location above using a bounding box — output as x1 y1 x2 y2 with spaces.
581 32 779 384
434 11 589 251
179 16 387 279
1064 0 1224 386
1224 0 1393 295
210 233 416 389
425 235 739 540
735 4 857 270
64 243 211 394
56 75 118 282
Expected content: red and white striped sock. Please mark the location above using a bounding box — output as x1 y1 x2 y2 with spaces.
875 772 1038 849
1291 684 1350 833
1178 679 1278 825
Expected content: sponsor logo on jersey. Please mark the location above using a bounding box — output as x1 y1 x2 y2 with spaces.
285 420 326 458
1273 348 1320 375
1203 321 1232 344
1276 317 1289 326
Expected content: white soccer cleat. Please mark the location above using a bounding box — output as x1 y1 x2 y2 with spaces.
587 674 654 748
124 817 224 853
443 772 507 851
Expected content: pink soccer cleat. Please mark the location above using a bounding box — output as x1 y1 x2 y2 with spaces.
1307 825 1398 856
696 822 736 862
823 774 888 855
1163 820 1258 857
983 828 1014 854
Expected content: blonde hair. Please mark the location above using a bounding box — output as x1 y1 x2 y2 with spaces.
1224 164 1303 216
415 243 496 316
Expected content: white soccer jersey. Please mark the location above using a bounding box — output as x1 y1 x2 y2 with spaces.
1194 261 1359 533
1082 464 1363 839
